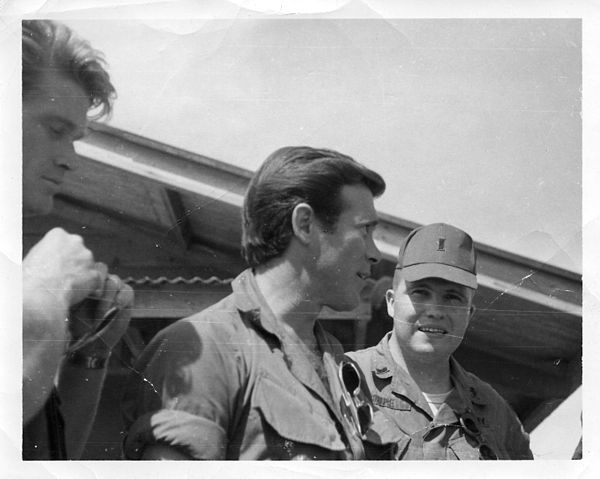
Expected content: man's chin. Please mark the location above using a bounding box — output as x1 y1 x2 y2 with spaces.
409 340 456 359
323 297 360 314
23 197 54 217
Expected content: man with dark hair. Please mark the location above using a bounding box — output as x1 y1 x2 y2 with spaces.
22 20 134 459
242 146 386 267
122 146 395 460
348 223 533 460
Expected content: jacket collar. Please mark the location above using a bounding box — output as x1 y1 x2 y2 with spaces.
369 333 488 417
231 268 281 342
231 268 343 414
370 333 432 415
447 357 488 408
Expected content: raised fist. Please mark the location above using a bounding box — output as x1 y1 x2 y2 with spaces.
23 227 106 308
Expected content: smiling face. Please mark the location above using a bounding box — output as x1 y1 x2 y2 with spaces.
23 69 89 216
387 276 474 362
311 183 382 311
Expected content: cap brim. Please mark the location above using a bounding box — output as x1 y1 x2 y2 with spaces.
402 263 477 289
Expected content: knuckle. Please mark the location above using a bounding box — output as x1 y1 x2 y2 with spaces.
91 269 103 283
81 249 95 263
70 233 84 245
96 263 109 276
118 284 135 305
105 274 119 289
47 227 66 241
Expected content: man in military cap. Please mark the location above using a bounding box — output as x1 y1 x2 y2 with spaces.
349 223 533 460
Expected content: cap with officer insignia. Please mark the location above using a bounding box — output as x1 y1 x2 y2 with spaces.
396 223 477 289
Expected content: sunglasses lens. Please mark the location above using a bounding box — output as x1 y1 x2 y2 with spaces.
460 415 480 437
357 404 373 435
341 362 360 393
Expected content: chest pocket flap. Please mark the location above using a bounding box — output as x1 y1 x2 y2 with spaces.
363 408 411 459
253 371 346 451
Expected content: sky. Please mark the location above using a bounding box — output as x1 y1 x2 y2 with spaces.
60 16 582 272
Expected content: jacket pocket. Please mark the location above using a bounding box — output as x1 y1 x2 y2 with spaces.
363 408 411 459
253 370 347 452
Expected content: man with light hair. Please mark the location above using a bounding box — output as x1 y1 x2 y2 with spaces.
22 19 133 459
349 223 533 460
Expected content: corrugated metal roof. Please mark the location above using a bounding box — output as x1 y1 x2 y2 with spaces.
123 275 233 286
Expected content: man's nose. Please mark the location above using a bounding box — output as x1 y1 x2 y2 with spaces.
425 299 446 319
54 141 78 171
367 235 382 265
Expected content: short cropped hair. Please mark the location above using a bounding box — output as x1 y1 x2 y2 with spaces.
22 20 116 119
242 146 386 267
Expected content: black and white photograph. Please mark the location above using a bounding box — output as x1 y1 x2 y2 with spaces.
1 0 597 478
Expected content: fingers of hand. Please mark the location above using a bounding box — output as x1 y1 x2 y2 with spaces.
44 231 103 305
68 260 104 305
24 229 100 304
98 275 134 312
115 283 135 309
57 230 94 268
91 262 109 298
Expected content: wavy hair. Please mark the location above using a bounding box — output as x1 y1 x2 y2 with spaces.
242 146 386 267
22 20 116 119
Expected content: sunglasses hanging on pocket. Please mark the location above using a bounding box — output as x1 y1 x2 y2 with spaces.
338 360 374 439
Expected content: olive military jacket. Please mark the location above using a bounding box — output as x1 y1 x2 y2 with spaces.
122 269 395 460
348 333 533 460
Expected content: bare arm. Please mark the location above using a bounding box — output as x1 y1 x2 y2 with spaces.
23 228 104 423
22 288 69 422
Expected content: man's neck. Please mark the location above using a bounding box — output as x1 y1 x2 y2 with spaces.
388 337 453 394
254 261 321 345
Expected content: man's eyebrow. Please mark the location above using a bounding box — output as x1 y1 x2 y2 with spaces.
45 115 87 139
445 286 467 296
44 114 73 126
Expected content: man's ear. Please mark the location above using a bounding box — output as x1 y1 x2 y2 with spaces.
291 202 314 245
385 289 395 317
469 304 476 319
